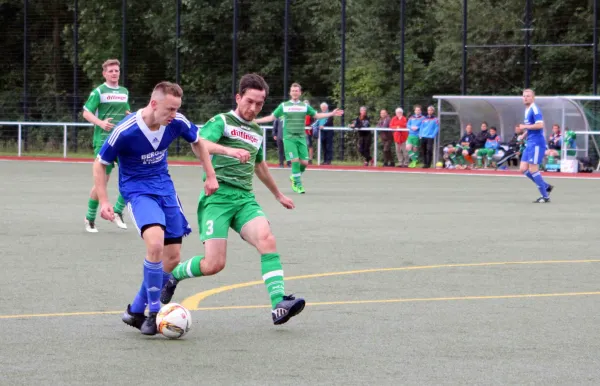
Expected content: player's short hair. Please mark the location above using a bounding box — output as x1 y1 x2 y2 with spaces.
523 88 535 96
239 73 269 97
413 104 422 110
102 59 120 71
481 121 488 127
490 126 497 131
152 81 183 99
290 82 302 91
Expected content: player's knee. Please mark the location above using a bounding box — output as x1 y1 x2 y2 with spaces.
146 241 164 260
256 232 277 253
202 254 226 276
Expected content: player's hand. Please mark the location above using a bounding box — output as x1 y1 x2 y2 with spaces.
276 193 295 209
332 108 344 116
100 201 115 221
273 136 277 141
101 118 115 131
227 148 251 163
204 175 219 196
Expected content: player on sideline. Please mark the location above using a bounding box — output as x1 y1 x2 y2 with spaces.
93 81 219 335
520 88 554 203
254 83 343 194
161 74 305 325
82 59 131 233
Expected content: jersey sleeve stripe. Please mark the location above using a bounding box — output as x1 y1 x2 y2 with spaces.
96 154 111 166
175 113 191 128
107 117 136 146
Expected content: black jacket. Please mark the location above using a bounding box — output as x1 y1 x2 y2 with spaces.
352 116 371 137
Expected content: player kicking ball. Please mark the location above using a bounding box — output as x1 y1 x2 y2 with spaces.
520 88 554 203
161 74 305 325
93 81 219 335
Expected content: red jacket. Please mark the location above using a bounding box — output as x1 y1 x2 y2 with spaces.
390 116 408 143
305 115 313 135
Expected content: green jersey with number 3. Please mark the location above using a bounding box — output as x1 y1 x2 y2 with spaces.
83 83 130 148
200 111 264 191
272 100 316 139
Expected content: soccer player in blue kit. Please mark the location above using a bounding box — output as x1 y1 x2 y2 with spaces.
520 88 554 203
93 81 220 335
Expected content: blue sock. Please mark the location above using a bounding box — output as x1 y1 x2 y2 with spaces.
130 281 147 314
531 171 549 198
144 260 164 313
163 271 171 288
524 170 535 183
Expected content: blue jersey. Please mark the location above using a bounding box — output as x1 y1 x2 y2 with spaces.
98 110 199 199
524 103 544 142
407 115 425 137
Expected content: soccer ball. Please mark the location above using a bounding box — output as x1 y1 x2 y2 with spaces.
156 303 192 339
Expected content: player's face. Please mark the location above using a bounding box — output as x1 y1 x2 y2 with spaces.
289 86 301 100
552 125 559 134
465 125 472 133
523 91 534 105
415 107 421 116
102 65 120 85
427 107 434 116
154 94 182 126
236 89 266 121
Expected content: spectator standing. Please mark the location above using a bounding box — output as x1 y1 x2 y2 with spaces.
377 109 393 166
390 107 408 167
420 106 440 168
316 102 335 165
350 106 372 166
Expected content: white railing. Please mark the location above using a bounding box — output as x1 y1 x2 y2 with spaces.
0 121 415 167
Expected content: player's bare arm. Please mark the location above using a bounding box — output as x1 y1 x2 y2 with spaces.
190 139 219 196
520 121 544 130
201 139 251 163
83 110 114 131
254 161 295 209
314 108 344 119
92 159 114 221
254 114 276 124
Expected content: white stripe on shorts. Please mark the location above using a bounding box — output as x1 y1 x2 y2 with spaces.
127 202 141 235
533 146 540 164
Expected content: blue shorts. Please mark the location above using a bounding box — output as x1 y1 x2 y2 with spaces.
522 140 547 165
127 194 192 239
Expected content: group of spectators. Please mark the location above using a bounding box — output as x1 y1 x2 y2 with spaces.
271 101 575 171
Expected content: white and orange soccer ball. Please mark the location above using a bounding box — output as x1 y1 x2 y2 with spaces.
156 303 192 339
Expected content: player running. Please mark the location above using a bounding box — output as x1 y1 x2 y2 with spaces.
254 83 343 194
161 74 305 326
520 89 554 203
93 81 219 335
82 59 131 232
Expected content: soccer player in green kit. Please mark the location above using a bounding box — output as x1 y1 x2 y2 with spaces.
82 59 130 232
255 83 343 193
161 74 305 325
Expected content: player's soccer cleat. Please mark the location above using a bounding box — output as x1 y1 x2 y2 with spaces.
121 304 146 330
140 312 158 335
85 218 98 233
160 275 179 304
272 294 305 325
295 184 306 194
533 197 550 203
546 184 554 195
408 160 417 168
112 212 128 229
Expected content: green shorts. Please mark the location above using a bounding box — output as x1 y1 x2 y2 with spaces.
407 135 420 147
197 185 267 241
94 145 116 175
476 148 495 157
283 138 309 161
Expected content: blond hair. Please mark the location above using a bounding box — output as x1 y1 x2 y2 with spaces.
102 59 120 71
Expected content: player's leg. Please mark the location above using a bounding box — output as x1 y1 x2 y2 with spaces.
521 145 552 202
105 161 128 230
161 190 236 303
120 195 167 334
234 201 304 325
284 139 303 193
85 146 103 232
296 139 310 193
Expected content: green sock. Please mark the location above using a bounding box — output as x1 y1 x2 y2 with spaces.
300 163 306 173
477 155 483 167
172 255 204 281
261 253 285 308
456 155 465 165
408 150 414 161
86 199 99 221
113 194 126 214
291 162 302 184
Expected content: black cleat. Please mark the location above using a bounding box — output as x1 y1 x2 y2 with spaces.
546 184 554 194
533 197 550 203
140 312 158 335
272 295 305 325
160 275 179 304
122 304 146 330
